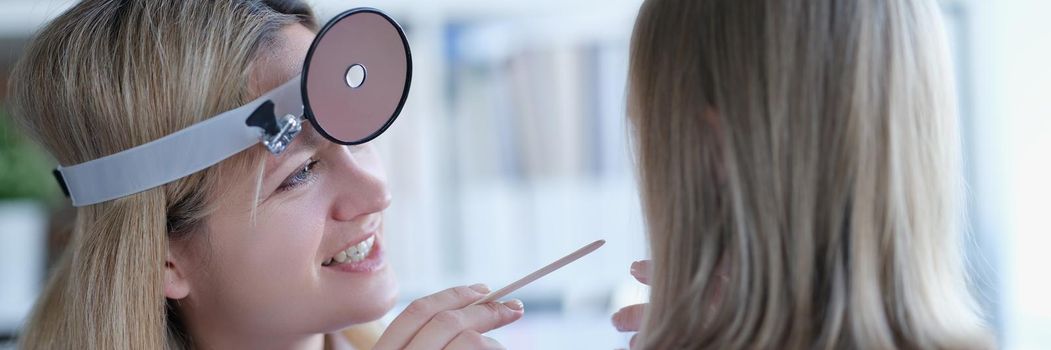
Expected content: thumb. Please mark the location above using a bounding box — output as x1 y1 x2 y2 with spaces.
630 260 652 285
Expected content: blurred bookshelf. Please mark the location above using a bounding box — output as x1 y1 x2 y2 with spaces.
325 2 651 346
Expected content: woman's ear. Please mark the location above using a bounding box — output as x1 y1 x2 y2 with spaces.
164 250 191 300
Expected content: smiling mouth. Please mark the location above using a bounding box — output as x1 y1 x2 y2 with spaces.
322 234 376 266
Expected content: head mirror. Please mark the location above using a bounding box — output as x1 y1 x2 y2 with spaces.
302 9 412 145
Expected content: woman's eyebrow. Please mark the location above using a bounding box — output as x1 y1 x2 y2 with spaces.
264 125 325 179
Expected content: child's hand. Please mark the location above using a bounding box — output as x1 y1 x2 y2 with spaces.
374 284 524 350
611 260 651 349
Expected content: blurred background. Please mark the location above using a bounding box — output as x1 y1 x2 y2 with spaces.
0 0 1048 349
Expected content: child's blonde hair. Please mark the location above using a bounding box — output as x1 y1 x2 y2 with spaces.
628 0 992 348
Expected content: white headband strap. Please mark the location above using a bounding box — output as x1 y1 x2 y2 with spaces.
54 76 303 207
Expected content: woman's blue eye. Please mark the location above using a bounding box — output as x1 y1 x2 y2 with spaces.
277 158 319 192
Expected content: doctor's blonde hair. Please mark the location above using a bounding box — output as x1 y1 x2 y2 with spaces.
628 0 992 348
7 1 375 349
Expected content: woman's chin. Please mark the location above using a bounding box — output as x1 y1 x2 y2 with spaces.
323 270 398 331
355 281 399 322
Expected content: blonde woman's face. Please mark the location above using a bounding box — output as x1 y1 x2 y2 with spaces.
173 24 397 336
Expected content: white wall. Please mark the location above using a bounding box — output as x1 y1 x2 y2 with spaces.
961 0 1051 348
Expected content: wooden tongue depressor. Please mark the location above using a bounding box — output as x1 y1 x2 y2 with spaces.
471 239 606 306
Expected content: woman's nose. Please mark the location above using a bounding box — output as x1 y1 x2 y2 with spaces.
329 145 391 222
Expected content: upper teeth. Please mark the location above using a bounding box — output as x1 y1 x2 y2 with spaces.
324 235 375 266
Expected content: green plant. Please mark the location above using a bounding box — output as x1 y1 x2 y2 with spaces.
0 106 60 201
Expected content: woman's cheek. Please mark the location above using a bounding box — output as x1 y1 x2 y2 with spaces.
242 213 326 286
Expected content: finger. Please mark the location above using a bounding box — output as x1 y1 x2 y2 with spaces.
630 333 639 349
405 299 525 350
443 330 504 350
630 260 652 285
611 303 646 332
374 284 490 350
